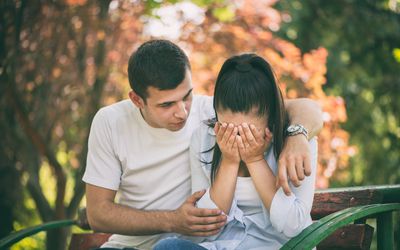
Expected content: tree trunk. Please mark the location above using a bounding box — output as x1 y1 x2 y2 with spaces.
46 227 70 250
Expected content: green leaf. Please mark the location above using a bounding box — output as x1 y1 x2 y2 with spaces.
393 48 400 63
212 6 235 22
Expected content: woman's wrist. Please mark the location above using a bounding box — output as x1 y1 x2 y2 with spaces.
220 156 240 168
245 157 266 168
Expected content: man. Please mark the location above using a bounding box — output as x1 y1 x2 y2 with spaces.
83 40 323 250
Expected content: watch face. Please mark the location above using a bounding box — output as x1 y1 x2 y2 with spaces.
288 125 299 132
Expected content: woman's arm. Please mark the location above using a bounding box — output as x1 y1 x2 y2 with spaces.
209 123 241 214
210 158 239 214
246 160 277 210
238 123 318 237
285 98 323 139
237 123 276 209
268 137 318 237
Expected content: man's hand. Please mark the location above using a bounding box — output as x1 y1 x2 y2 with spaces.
172 190 227 236
277 135 311 196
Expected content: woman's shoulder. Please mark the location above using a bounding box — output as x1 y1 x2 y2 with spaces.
191 120 215 150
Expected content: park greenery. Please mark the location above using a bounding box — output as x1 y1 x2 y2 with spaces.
1 0 399 249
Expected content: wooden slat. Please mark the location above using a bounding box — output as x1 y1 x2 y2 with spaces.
317 224 374 250
311 189 382 220
68 233 111 250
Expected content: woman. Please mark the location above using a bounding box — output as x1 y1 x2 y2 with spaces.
156 53 317 249
192 53 318 250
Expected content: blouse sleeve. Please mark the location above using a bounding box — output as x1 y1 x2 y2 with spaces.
268 137 318 237
190 128 211 193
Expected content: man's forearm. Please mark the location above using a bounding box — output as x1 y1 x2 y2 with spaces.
88 200 174 235
285 98 323 139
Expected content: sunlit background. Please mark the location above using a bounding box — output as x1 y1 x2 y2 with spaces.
1 0 399 249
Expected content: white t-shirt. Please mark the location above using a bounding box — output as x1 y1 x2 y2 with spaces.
83 95 214 249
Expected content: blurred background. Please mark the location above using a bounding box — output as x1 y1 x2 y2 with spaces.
1 0 399 249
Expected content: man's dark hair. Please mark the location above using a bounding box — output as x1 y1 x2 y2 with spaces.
128 40 191 101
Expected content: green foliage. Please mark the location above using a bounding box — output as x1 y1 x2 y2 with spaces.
192 0 226 7
394 48 400 63
212 6 235 22
275 0 400 187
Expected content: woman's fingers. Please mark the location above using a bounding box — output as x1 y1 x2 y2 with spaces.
228 127 237 146
221 123 235 144
214 122 220 135
250 124 264 144
242 123 256 146
265 127 273 143
231 133 239 151
236 134 245 152
216 122 226 143
238 125 249 148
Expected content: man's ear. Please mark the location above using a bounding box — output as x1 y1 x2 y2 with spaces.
129 90 145 109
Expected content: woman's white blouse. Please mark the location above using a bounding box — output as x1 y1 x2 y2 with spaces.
189 123 318 249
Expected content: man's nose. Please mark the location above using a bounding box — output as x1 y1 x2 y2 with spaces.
174 101 188 119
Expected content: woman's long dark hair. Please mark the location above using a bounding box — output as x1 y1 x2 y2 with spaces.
207 53 288 182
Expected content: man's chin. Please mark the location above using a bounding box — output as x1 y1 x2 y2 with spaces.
168 121 186 131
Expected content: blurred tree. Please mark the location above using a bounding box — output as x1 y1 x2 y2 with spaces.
1 0 351 249
275 0 400 186
1 0 118 248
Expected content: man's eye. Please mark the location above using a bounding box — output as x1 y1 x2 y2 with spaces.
160 103 172 108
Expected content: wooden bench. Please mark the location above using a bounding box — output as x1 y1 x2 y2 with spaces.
1 185 399 250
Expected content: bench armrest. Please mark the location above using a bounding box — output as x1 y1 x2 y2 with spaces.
0 219 77 249
281 203 400 249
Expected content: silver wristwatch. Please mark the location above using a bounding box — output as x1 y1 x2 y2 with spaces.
286 124 308 138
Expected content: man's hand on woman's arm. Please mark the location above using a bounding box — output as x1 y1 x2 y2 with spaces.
280 98 323 195
86 184 227 237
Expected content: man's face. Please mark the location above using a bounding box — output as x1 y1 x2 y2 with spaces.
131 70 193 132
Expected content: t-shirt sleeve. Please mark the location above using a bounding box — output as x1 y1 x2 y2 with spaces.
268 137 318 237
82 109 121 190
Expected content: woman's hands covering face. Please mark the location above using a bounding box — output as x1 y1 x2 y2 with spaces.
215 122 272 165
236 123 272 164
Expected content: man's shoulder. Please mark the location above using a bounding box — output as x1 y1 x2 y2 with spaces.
93 99 138 130
99 99 133 113
97 99 135 119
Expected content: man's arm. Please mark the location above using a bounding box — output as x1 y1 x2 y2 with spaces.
86 184 227 236
279 98 323 195
285 98 323 139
